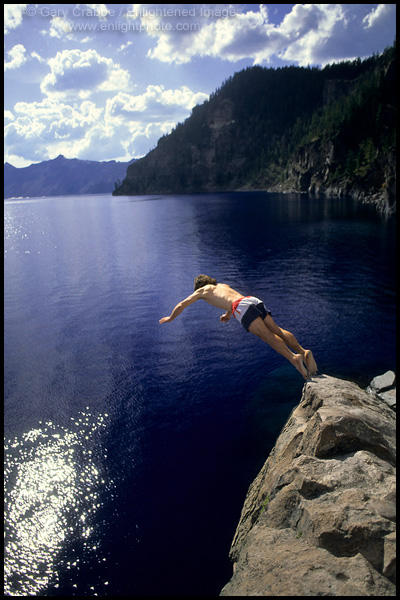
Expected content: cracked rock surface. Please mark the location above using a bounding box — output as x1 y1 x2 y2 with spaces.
220 375 396 596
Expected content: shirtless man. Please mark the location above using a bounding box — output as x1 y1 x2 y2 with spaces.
159 275 317 379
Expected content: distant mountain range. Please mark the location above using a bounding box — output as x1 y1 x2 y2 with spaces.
113 43 396 213
4 155 136 199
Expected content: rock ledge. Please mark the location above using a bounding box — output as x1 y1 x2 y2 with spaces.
220 375 396 596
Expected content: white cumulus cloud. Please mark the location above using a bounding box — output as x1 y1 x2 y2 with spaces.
40 48 130 98
4 4 27 34
134 3 396 66
5 99 103 162
47 16 74 39
106 85 208 121
5 83 209 164
363 3 393 28
4 44 27 70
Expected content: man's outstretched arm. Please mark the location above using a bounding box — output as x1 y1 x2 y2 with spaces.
159 288 204 324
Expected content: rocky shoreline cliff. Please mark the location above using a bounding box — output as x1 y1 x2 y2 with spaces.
114 45 396 215
220 374 396 596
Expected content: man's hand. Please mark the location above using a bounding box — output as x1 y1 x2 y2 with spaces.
159 316 172 324
220 312 231 323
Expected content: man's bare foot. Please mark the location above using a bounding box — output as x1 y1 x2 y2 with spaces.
304 350 318 376
292 354 309 379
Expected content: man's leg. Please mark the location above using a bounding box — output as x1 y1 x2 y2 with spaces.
248 317 308 379
263 314 317 375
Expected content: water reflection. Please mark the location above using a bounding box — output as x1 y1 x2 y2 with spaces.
4 410 110 596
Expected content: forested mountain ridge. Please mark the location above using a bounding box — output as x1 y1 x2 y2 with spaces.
113 43 396 213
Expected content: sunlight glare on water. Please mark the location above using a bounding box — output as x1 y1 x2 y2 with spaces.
4 410 111 596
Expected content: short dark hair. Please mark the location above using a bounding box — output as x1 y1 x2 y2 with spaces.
194 274 217 290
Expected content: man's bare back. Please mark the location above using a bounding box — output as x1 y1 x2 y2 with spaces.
159 282 242 323
199 283 244 311
159 275 317 379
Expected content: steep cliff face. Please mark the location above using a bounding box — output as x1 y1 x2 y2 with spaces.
255 55 396 214
220 375 396 596
270 141 396 214
115 97 242 194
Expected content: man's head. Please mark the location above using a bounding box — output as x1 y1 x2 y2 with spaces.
194 274 217 290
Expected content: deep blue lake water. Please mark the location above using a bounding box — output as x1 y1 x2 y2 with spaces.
4 192 396 596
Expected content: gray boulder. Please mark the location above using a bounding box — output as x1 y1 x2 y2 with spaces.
367 371 396 411
370 371 396 393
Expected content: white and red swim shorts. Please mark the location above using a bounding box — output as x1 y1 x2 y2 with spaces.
231 296 271 331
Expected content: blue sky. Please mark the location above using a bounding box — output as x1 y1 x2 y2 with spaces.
4 4 396 167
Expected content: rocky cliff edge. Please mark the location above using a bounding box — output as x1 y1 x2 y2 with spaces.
220 375 396 596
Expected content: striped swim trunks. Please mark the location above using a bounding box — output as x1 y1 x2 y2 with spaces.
231 296 271 331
